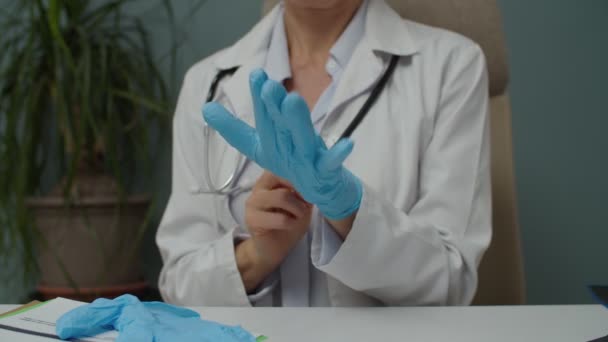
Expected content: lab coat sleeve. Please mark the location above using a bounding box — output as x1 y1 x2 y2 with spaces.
313 42 492 306
246 271 279 303
233 234 279 304
311 214 345 266
156 64 251 307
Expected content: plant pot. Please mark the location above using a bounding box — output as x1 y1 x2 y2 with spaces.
26 194 150 301
36 281 149 302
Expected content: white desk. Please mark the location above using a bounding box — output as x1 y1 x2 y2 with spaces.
1 304 607 341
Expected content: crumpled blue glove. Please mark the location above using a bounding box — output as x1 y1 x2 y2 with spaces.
203 69 362 220
55 294 256 342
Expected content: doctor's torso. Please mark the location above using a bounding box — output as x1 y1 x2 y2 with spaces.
158 0 490 307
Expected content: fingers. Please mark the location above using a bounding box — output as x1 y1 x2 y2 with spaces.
250 69 280 158
255 171 294 191
214 70 351 179
317 138 354 172
56 295 138 339
249 69 269 118
246 210 295 231
281 93 318 161
260 79 288 117
202 102 259 160
247 188 310 222
255 171 308 204
261 80 292 158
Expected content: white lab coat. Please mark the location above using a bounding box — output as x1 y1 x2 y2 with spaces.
157 0 491 307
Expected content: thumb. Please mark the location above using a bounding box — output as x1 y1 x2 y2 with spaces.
56 297 126 339
254 172 309 204
316 138 354 172
202 102 259 161
255 171 293 190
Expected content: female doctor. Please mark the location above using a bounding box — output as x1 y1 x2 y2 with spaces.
157 0 492 307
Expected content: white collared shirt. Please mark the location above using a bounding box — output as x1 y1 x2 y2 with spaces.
228 0 368 307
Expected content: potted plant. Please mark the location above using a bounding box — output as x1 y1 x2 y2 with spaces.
0 0 180 301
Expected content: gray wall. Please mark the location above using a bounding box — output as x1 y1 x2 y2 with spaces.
2 0 607 305
497 0 608 304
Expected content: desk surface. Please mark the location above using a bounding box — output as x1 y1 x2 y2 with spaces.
1 304 607 341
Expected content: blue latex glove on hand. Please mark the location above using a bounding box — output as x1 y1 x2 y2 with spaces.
203 69 362 220
56 294 256 342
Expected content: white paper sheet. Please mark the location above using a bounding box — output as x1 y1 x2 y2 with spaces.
0 298 117 341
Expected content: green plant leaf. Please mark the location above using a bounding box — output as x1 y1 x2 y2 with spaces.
0 0 207 289
46 0 75 72
111 89 168 115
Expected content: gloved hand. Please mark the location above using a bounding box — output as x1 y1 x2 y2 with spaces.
56 294 256 342
203 69 362 220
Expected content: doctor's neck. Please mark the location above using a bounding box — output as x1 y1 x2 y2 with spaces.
284 0 363 64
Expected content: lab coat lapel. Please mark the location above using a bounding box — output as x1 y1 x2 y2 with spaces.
325 37 382 132
324 0 419 143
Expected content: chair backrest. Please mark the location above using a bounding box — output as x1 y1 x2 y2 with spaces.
262 0 526 305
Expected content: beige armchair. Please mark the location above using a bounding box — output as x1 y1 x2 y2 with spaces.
262 0 526 305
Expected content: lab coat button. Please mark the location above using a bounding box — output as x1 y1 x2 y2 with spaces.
326 60 338 74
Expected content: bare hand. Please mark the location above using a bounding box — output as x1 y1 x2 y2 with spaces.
236 171 312 291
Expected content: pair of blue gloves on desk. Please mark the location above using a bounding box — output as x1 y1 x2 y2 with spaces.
56 294 256 342
203 69 362 220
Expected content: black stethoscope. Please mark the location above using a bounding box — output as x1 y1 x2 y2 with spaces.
206 55 400 140
198 55 399 194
